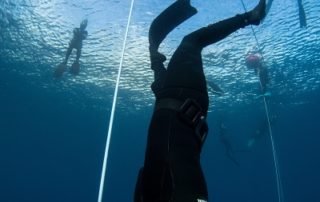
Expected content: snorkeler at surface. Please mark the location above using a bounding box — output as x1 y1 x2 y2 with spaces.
245 51 270 96
54 19 88 77
134 0 266 201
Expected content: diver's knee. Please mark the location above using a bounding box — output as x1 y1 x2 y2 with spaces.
180 35 200 50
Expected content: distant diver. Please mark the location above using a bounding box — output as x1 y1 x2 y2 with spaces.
245 51 270 95
297 0 307 28
218 122 241 166
249 0 273 99
247 114 277 148
134 0 267 201
54 19 88 77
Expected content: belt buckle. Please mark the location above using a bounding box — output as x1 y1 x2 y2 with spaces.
179 98 208 147
179 98 203 127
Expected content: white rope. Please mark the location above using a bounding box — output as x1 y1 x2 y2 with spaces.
97 0 135 201
240 1 284 202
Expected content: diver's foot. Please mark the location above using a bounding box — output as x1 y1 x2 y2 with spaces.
149 47 166 63
54 62 67 78
247 0 266 25
70 60 80 75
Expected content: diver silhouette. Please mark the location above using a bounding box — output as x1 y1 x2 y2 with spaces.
218 122 242 166
135 0 266 201
245 51 269 95
54 19 88 77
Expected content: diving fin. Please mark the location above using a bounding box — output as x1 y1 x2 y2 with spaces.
54 62 67 78
70 60 80 75
149 0 197 50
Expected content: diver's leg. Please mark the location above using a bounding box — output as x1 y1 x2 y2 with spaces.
148 0 197 95
76 48 81 62
149 7 168 95
137 110 209 202
164 0 266 93
149 0 197 51
149 50 167 95
54 45 72 77
70 48 81 75
64 46 72 64
170 137 209 201
184 0 266 49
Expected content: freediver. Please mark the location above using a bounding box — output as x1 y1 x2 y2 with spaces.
245 51 270 96
247 114 277 148
218 122 241 166
134 0 266 201
54 19 88 77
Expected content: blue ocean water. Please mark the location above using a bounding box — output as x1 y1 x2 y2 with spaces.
1 0 320 202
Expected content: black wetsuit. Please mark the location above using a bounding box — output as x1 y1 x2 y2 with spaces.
135 1 252 201
70 28 88 50
65 28 88 62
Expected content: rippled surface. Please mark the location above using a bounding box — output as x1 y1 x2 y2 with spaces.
1 0 319 112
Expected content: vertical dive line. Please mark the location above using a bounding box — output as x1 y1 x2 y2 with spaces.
253 29 284 202
239 1 284 202
98 0 135 202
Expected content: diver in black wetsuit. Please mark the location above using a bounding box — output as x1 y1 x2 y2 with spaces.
135 0 266 201
54 19 88 77
245 52 270 95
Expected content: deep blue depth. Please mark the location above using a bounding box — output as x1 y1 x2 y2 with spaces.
1 59 320 202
